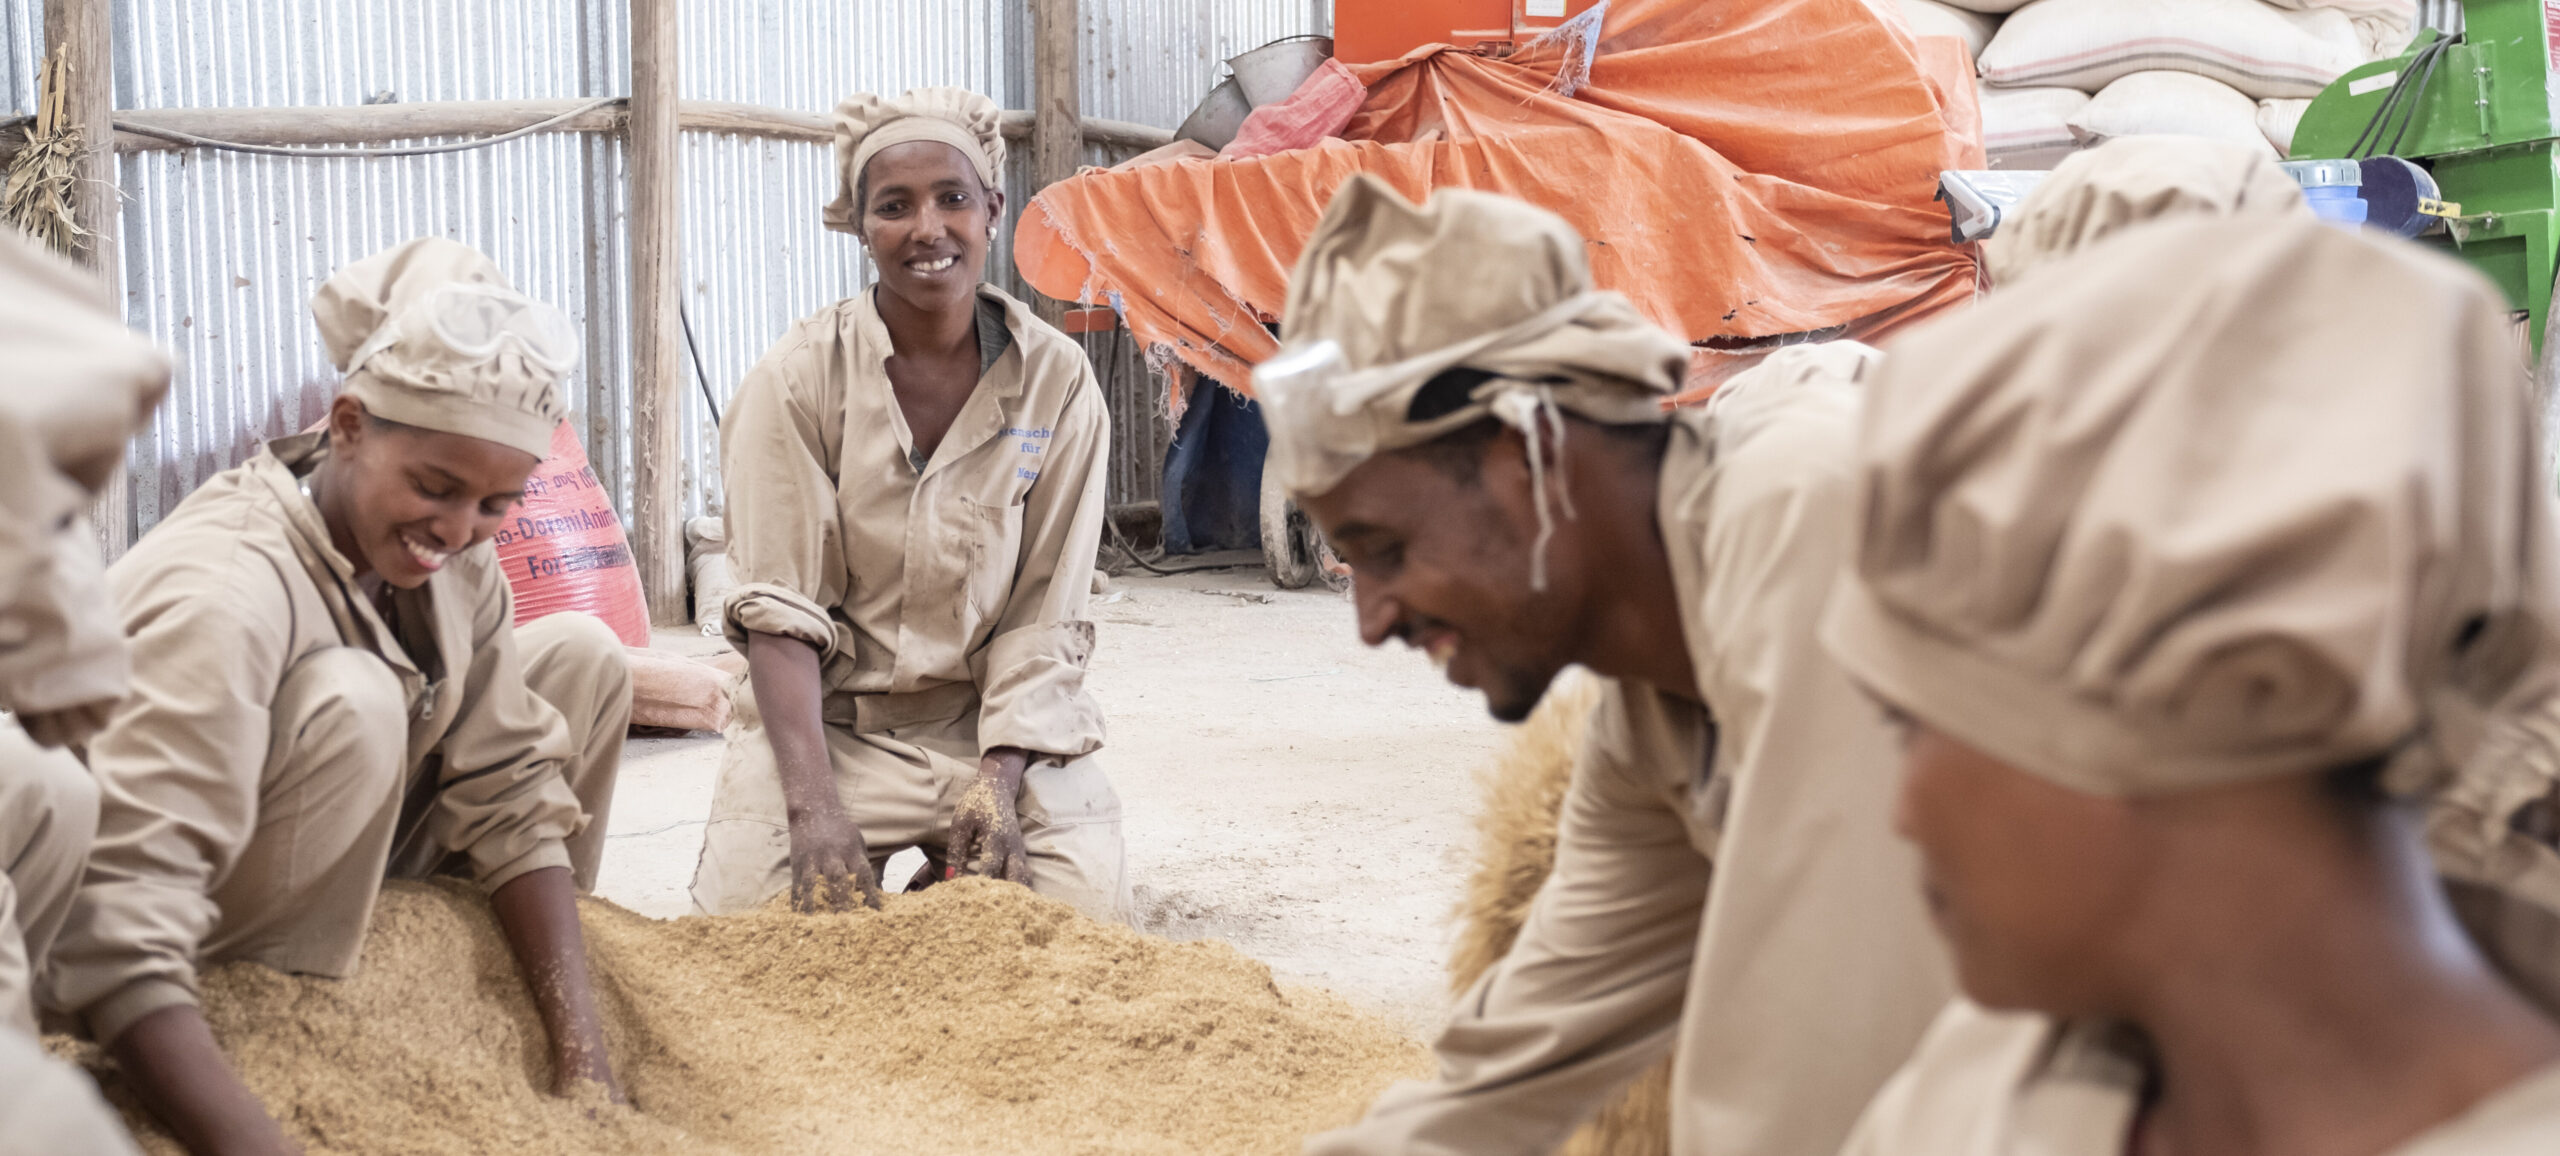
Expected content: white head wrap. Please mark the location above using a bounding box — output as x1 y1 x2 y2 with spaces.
310 238 577 460
823 87 1007 235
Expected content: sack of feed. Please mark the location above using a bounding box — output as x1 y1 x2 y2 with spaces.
1898 0 2000 58
626 647 732 734
2260 0 2415 57
492 420 650 647
1982 85 2090 165
1979 0 2372 100
2257 97 2313 156
2067 71 2279 158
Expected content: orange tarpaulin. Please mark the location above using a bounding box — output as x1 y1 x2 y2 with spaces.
1014 0 1983 399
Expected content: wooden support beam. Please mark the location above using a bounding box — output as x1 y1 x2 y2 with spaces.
628 0 686 626
1030 0 1081 326
0 100 1173 158
45 0 129 559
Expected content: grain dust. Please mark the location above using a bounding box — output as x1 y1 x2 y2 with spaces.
57 877 1429 1155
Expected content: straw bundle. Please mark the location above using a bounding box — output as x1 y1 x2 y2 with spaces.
3 51 91 258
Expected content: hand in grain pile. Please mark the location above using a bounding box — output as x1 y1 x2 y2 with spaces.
787 800 885 912
746 629 887 913
947 748 1031 883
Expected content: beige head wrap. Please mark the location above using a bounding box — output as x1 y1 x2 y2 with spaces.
822 87 1007 235
1822 216 2559 801
1257 176 1689 585
1985 136 2309 286
0 227 172 742
310 238 576 460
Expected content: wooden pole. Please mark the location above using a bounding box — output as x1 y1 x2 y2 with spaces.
45 0 129 559
629 0 686 626
1030 0 1080 325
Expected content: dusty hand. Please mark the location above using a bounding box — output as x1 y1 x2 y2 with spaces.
553 1040 626 1105
946 751 1031 884
787 802 884 912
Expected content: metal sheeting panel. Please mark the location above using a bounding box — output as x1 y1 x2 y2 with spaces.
117 0 623 108
677 0 1010 108
1081 0 1328 129
115 135 630 531
9 1 1338 541
3 0 39 115
673 132 857 519
94 0 629 538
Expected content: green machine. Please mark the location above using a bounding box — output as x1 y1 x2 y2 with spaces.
2293 0 2560 357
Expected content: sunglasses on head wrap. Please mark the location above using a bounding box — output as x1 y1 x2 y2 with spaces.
344 282 582 381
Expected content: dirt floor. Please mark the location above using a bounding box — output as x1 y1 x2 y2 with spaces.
598 566 1507 1035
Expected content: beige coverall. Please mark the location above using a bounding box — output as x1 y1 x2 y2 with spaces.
44 433 629 1046
1841 1000 2560 1154
694 286 1124 920
1310 356 1954 1156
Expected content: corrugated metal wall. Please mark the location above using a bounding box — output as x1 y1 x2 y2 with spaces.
3 0 1327 541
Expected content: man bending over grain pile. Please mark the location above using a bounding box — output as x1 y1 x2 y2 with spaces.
1264 174 1953 1156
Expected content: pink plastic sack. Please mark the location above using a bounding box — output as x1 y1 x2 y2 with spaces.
492 421 650 646
1223 58 1367 160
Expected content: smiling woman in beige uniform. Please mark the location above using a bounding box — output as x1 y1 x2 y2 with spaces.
44 239 633 1156
690 87 1124 920
1826 218 2560 1155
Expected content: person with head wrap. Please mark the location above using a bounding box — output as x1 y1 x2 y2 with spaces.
689 86 1125 921
1982 135 2307 286
0 226 163 1156
1826 217 2560 1155
1266 173 1951 1156
43 238 633 1155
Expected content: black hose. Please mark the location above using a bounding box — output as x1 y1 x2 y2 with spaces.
679 299 722 426
1104 518 1251 576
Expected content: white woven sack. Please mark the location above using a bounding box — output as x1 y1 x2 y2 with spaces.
2257 98 2313 156
1899 0 2000 57
1980 0 2372 100
2260 0 2415 57
2068 71 2279 158
1982 85 2089 155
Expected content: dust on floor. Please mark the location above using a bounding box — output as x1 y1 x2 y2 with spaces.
598 568 1507 1034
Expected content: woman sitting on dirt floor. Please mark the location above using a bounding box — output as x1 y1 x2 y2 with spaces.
1826 217 2560 1154
44 238 633 1156
689 86 1125 921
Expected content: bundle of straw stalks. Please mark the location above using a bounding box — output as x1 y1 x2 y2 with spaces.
4 50 91 257
1452 670 1672 1156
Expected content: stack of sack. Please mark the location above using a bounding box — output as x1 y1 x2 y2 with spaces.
1899 0 2416 167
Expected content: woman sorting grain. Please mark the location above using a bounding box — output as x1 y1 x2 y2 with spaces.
1824 218 2560 1153
689 87 1126 920
43 239 633 1155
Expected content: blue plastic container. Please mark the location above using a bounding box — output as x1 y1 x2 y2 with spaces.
2281 159 2367 230
2301 185 2369 227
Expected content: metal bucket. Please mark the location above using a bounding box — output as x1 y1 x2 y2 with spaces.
1175 77 1253 151
1227 35 1336 107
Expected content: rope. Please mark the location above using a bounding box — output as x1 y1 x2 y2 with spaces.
93 95 627 160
